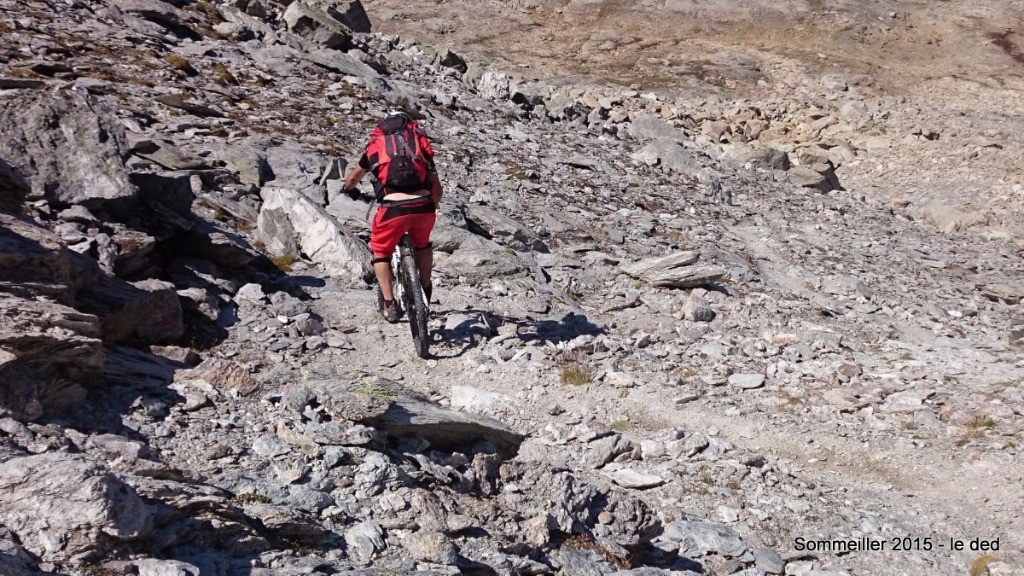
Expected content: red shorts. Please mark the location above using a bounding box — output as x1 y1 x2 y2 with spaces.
370 201 436 257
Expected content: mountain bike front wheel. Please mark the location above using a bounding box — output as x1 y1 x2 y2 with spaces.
398 236 430 358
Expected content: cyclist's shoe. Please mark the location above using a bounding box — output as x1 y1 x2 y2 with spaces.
380 299 401 323
423 282 433 303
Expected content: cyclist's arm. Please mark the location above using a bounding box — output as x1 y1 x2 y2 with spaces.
342 165 367 193
428 170 443 206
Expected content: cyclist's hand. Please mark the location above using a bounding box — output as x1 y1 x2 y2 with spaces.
345 186 361 201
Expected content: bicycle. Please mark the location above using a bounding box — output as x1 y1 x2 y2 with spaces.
355 188 431 358
377 233 431 358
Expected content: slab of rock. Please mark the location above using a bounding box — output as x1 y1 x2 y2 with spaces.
0 454 151 563
662 520 747 558
450 385 513 414
604 468 665 489
345 519 386 563
257 187 372 286
787 165 831 191
319 0 371 33
0 89 135 207
477 71 511 100
264 145 330 203
631 138 703 175
433 231 524 279
130 171 197 223
880 389 934 413
282 0 352 49
463 204 542 250
0 212 75 302
622 252 725 289
627 114 688 143
240 501 332 541
78 277 183 343
0 293 102 416
215 144 269 188
180 222 257 268
404 530 458 565
132 139 209 171
1011 310 1024 348
365 394 525 458
728 373 765 390
753 547 786 574
135 559 201 576
919 201 988 233
722 142 790 170
980 282 1024 305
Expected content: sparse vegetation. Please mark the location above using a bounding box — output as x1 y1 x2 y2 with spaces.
563 533 630 570
672 365 698 379
561 363 593 385
966 413 997 430
558 349 593 386
354 385 397 399
214 63 239 85
969 554 1002 576
234 492 271 504
956 415 996 447
269 253 298 272
610 419 631 431
165 54 199 76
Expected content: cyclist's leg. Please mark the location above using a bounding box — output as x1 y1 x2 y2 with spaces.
370 208 402 301
372 256 394 300
409 212 436 293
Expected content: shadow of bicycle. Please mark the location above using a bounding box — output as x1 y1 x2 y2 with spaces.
429 308 605 360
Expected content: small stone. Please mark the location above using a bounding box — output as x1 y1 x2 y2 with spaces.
604 468 665 489
135 559 201 576
729 373 765 389
204 443 231 460
345 520 386 563
405 530 458 565
753 547 786 574
717 506 740 523
251 436 290 458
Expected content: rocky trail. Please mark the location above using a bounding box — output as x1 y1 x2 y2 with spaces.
1 0 1023 575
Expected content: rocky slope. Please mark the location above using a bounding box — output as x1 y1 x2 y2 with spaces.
1 0 1023 575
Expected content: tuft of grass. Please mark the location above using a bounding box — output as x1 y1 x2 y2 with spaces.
561 363 593 386
563 533 630 570
955 414 995 447
269 254 297 272
82 566 117 576
214 63 239 85
558 349 593 386
966 414 997 430
610 420 631 432
192 0 226 23
234 492 271 504
672 365 698 379
354 385 397 399
969 554 1002 576
165 54 198 76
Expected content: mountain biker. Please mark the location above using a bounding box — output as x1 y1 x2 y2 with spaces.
340 111 444 322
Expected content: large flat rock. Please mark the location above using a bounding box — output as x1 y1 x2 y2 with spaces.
257 187 372 286
0 89 135 208
0 454 151 563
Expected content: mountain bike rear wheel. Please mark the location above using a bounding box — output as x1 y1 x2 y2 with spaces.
398 237 430 358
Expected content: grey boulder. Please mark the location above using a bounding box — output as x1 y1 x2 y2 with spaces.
0 454 151 563
0 89 135 208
